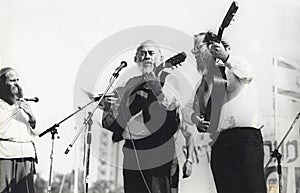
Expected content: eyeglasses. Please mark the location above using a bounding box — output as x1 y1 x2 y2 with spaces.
191 43 207 54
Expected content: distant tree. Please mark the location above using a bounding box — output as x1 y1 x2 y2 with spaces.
34 170 125 193
89 180 124 193
35 173 47 193
35 170 85 193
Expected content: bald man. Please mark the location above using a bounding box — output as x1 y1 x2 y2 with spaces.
102 40 181 193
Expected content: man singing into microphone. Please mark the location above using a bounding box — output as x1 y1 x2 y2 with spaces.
182 32 267 193
102 40 181 193
0 67 37 193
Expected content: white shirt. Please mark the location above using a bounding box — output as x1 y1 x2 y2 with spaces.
0 99 36 158
182 55 264 132
217 55 264 131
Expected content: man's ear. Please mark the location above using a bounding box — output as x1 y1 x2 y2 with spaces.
134 56 137 63
226 46 231 52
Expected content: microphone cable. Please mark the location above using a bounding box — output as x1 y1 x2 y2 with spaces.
114 84 152 193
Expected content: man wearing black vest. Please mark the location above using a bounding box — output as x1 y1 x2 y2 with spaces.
102 40 180 193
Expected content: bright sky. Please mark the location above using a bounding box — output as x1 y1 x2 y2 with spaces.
1 0 300 191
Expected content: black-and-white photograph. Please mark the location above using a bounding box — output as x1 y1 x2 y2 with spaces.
0 0 299 193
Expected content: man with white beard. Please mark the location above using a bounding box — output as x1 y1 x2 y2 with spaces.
182 31 267 193
102 40 181 193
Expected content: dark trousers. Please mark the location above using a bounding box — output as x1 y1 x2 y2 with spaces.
123 169 171 193
0 158 35 193
122 137 174 193
170 158 179 193
211 127 267 193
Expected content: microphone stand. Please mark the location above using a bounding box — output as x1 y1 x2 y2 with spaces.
264 112 300 193
46 129 58 193
64 69 120 154
85 112 93 193
64 68 123 193
39 100 96 193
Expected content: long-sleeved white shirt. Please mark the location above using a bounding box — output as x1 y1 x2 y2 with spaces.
182 55 264 132
0 99 36 158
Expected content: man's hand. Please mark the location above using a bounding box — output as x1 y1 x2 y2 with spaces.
209 42 229 63
100 93 120 110
19 100 34 118
182 160 193 178
18 99 36 128
143 72 162 96
191 113 210 132
196 118 210 132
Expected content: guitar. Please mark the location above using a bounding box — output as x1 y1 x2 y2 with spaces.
155 52 186 75
197 2 239 135
82 51 187 102
100 52 186 135
216 1 239 42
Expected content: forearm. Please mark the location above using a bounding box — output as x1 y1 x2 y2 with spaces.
185 135 194 162
181 124 195 161
223 55 253 83
28 114 36 129
181 107 197 125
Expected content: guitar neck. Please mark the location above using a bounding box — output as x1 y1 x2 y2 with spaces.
217 27 224 42
216 1 239 43
154 62 165 76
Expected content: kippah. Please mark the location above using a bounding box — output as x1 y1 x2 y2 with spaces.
0 67 14 78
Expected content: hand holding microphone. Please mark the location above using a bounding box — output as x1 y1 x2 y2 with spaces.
17 98 36 127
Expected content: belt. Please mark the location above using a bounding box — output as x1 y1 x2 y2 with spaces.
0 138 38 163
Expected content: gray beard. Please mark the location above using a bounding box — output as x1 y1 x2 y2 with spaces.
138 63 155 74
196 52 215 73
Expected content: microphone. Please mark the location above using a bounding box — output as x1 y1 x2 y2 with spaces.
24 97 39 103
113 61 127 76
17 97 39 103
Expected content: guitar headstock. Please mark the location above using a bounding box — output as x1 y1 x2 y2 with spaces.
164 52 187 69
221 1 238 29
154 52 186 75
217 1 239 41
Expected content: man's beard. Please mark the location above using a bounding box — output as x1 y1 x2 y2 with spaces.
138 62 155 74
0 84 22 103
196 51 215 74
9 84 23 99
15 85 23 98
